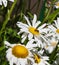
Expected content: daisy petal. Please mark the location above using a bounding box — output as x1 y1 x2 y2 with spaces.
34 21 41 28
0 0 2 5
2 0 7 7
9 59 13 65
21 36 27 43
57 17 59 28
38 23 46 30
9 0 14 2
26 39 37 49
43 56 49 60
17 22 29 28
24 15 31 26
4 41 11 47
32 14 37 27
28 33 33 40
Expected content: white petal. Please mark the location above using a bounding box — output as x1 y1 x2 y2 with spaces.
12 56 18 64
0 0 2 5
26 39 34 48
9 0 14 2
32 14 37 27
43 56 49 60
20 28 29 33
4 41 17 47
19 59 27 65
39 61 45 65
57 17 59 28
33 63 37 65
21 33 27 38
34 21 41 28
6 48 12 60
44 61 50 65
28 58 34 63
9 60 13 65
55 6 59 9
21 36 27 43
16 61 20 65
39 28 50 33
45 33 55 37
54 20 58 28
26 39 37 49
17 22 29 28
28 33 33 40
4 41 11 47
38 49 44 55
48 25 56 32
38 23 46 30
46 46 54 53
24 15 31 26
2 0 7 7
34 37 43 48
40 35 49 44
17 30 23 35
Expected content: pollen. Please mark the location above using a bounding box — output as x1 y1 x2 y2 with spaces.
28 27 40 35
34 54 41 63
56 29 59 33
12 45 29 58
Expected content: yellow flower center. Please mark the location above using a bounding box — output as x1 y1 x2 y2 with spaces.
28 27 40 35
56 29 59 33
34 54 41 63
12 45 29 58
45 45 48 48
56 2 59 6
51 42 57 46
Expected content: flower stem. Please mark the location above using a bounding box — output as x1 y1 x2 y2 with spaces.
0 0 17 35
42 0 56 23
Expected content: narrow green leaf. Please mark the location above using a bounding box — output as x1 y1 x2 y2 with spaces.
39 0 47 22
0 46 5 51
41 9 59 25
46 9 59 23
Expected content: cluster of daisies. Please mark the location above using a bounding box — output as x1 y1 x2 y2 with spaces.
4 14 59 65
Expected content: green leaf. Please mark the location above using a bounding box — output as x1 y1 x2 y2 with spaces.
0 46 5 51
40 9 59 25
38 0 47 22
49 46 58 64
47 9 59 23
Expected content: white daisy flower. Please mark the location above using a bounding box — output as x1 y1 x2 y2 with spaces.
32 53 50 65
4 40 37 65
16 14 48 43
0 0 14 7
44 37 58 53
54 1 59 9
48 17 59 40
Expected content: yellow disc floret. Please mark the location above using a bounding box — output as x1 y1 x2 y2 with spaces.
12 45 29 58
28 27 40 35
56 29 59 33
34 54 41 63
56 2 59 6
51 42 57 46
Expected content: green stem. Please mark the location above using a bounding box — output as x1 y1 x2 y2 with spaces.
27 12 33 18
0 0 17 35
42 0 56 23
49 46 58 64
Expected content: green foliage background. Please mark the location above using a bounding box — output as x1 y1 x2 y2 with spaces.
0 0 59 65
